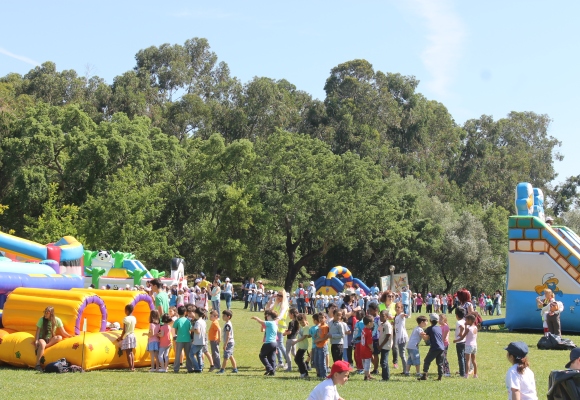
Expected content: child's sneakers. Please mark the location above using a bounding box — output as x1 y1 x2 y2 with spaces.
232 368 238 373
209 365 216 372
299 373 309 379
217 369 225 374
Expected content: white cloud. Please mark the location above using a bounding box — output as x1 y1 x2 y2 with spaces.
0 47 39 66
408 0 465 98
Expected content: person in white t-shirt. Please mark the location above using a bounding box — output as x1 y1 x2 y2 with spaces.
505 341 537 400
307 360 351 400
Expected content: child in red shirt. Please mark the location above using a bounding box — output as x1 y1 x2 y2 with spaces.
360 315 374 381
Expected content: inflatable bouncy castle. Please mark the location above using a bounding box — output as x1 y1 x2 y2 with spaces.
314 266 371 296
0 287 172 370
505 182 580 332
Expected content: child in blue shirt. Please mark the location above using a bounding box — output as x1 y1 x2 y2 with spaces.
307 313 320 373
251 310 279 376
418 313 445 381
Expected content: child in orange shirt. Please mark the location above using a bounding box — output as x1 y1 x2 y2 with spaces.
208 310 221 371
315 312 329 378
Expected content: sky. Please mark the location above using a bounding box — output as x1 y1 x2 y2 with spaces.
1 0 578 185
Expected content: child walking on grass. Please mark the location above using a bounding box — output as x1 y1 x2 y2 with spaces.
454 313 478 378
394 302 409 376
252 310 279 376
157 313 172 372
439 313 451 377
147 310 160 372
116 304 137 371
406 315 427 376
294 313 310 379
360 315 374 381
208 310 221 372
217 310 238 374
418 313 445 381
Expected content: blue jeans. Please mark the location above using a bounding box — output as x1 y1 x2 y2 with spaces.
223 293 232 310
212 299 220 314
397 342 407 373
492 303 501 315
442 304 447 314
456 342 466 377
173 342 192 372
380 349 391 381
314 345 328 378
276 332 287 365
314 346 328 378
403 304 410 315
189 344 204 371
297 298 306 314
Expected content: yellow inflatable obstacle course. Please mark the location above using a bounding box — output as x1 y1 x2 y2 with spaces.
0 288 174 370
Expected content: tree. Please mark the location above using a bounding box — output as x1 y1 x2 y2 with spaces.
23 182 81 244
549 175 580 216
253 130 398 291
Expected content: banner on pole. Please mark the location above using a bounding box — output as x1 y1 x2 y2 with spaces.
380 273 409 293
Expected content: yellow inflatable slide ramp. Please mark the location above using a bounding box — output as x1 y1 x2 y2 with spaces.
2 287 107 335
71 289 154 329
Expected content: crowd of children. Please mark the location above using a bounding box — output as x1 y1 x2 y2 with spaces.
119 278 538 399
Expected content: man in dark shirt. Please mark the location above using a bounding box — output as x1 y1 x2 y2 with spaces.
418 313 445 381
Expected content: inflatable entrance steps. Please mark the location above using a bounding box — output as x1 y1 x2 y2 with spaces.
2 288 107 335
71 289 154 329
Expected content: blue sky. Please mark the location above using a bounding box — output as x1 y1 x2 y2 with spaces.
1 1 578 185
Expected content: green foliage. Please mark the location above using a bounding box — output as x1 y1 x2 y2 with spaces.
23 182 82 244
0 38 571 294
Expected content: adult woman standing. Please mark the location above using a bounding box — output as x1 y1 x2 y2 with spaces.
536 288 562 336
33 306 73 370
268 289 289 369
223 277 233 310
211 280 221 314
456 289 475 315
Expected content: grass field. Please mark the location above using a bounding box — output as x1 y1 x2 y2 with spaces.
0 301 573 399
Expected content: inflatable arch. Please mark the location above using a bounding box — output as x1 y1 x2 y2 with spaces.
314 266 371 296
71 288 154 329
2 288 107 335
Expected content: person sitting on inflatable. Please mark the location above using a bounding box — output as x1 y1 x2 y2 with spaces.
33 306 74 370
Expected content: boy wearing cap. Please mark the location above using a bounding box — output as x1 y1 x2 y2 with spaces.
307 360 351 400
566 347 580 370
418 313 445 381
505 341 537 399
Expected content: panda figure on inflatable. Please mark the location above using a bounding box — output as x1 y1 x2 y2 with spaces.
90 250 115 275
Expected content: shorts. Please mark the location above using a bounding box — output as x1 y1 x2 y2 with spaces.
121 333 136 350
465 345 477 355
407 348 421 365
362 358 372 372
372 340 380 355
202 344 209 354
147 341 160 352
224 342 235 359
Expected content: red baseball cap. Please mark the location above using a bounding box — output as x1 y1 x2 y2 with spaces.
326 360 352 378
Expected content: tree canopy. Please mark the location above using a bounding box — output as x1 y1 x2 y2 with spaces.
0 37 572 294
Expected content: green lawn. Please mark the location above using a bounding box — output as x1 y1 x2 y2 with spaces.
0 302 573 399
